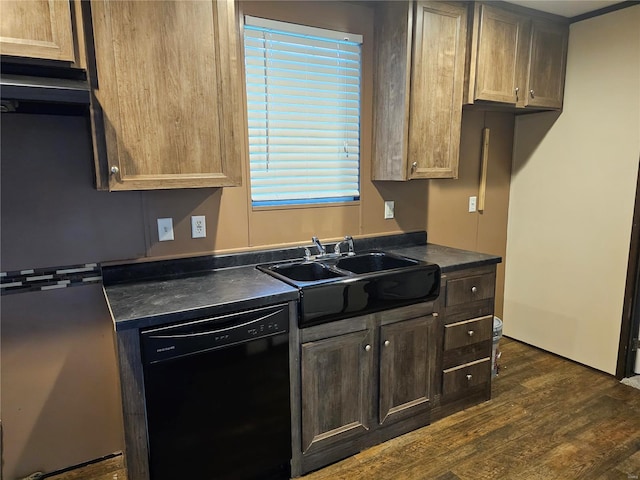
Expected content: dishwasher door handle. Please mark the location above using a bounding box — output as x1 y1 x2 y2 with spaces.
148 308 286 339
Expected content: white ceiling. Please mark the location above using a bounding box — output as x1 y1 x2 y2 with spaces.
504 0 625 18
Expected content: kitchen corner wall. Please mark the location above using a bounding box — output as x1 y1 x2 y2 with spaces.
0 3 516 476
504 5 640 375
426 109 515 319
0 5 423 475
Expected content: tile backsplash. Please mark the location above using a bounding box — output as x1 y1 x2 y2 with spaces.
0 263 101 295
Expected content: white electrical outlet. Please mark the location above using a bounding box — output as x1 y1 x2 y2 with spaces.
384 200 395 219
469 196 477 213
157 218 174 241
191 215 206 239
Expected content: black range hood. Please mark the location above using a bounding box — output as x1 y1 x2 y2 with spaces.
1 62 91 114
1 74 90 105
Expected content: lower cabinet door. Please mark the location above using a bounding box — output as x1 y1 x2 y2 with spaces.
300 329 374 455
379 315 437 425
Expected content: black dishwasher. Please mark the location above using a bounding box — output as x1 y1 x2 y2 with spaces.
140 303 291 480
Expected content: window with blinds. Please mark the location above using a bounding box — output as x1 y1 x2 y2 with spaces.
243 16 362 206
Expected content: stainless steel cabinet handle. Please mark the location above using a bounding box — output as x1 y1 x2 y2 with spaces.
411 161 418 170
467 330 474 337
432 312 439 317
110 166 119 175
530 89 535 98
471 286 478 293
384 340 390 347
365 344 371 352
515 87 519 100
466 374 473 381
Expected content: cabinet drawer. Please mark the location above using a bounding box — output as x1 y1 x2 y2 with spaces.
444 315 492 351
446 273 495 307
442 357 491 396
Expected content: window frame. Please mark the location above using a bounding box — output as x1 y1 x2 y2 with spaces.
243 15 364 209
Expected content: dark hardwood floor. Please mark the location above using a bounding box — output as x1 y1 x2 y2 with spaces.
47 338 640 480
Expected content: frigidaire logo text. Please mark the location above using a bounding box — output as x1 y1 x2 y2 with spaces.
156 345 176 353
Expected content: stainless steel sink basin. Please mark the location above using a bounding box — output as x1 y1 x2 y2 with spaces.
257 250 440 327
335 251 418 274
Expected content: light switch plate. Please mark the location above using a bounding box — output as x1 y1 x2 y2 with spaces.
469 196 477 213
191 215 206 239
384 201 395 219
157 218 174 241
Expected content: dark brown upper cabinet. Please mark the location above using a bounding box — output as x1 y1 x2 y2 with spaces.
0 0 82 65
525 19 569 109
372 1 468 181
89 0 243 191
466 2 569 110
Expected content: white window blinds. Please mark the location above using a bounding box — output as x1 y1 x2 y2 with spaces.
243 16 362 206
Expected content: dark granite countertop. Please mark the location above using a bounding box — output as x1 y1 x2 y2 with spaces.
387 244 501 273
104 265 298 331
103 232 500 331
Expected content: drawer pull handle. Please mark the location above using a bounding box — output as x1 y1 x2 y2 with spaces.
384 340 390 347
365 344 371 352
466 374 473 381
471 286 478 293
467 330 474 337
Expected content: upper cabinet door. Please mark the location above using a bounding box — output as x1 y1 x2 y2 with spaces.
371 1 413 181
372 0 466 181
408 0 467 179
90 0 243 191
525 20 568 109
472 4 526 105
0 0 75 62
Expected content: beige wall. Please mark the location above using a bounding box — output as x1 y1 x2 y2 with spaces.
427 109 514 319
504 6 640 374
100 1 430 264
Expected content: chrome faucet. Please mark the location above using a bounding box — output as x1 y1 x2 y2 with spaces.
334 235 355 256
311 236 326 256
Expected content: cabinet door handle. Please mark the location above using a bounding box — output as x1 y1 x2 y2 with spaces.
365 344 371 352
432 312 439 317
110 166 119 175
515 87 519 100
411 161 417 171
471 286 478 293
467 330 474 337
530 89 535 99
466 374 473 381
384 340 390 347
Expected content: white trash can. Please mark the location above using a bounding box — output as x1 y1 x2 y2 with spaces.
492 316 503 378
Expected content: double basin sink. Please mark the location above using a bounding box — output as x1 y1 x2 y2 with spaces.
258 251 441 327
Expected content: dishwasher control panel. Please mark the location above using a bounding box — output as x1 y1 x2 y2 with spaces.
140 303 289 364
